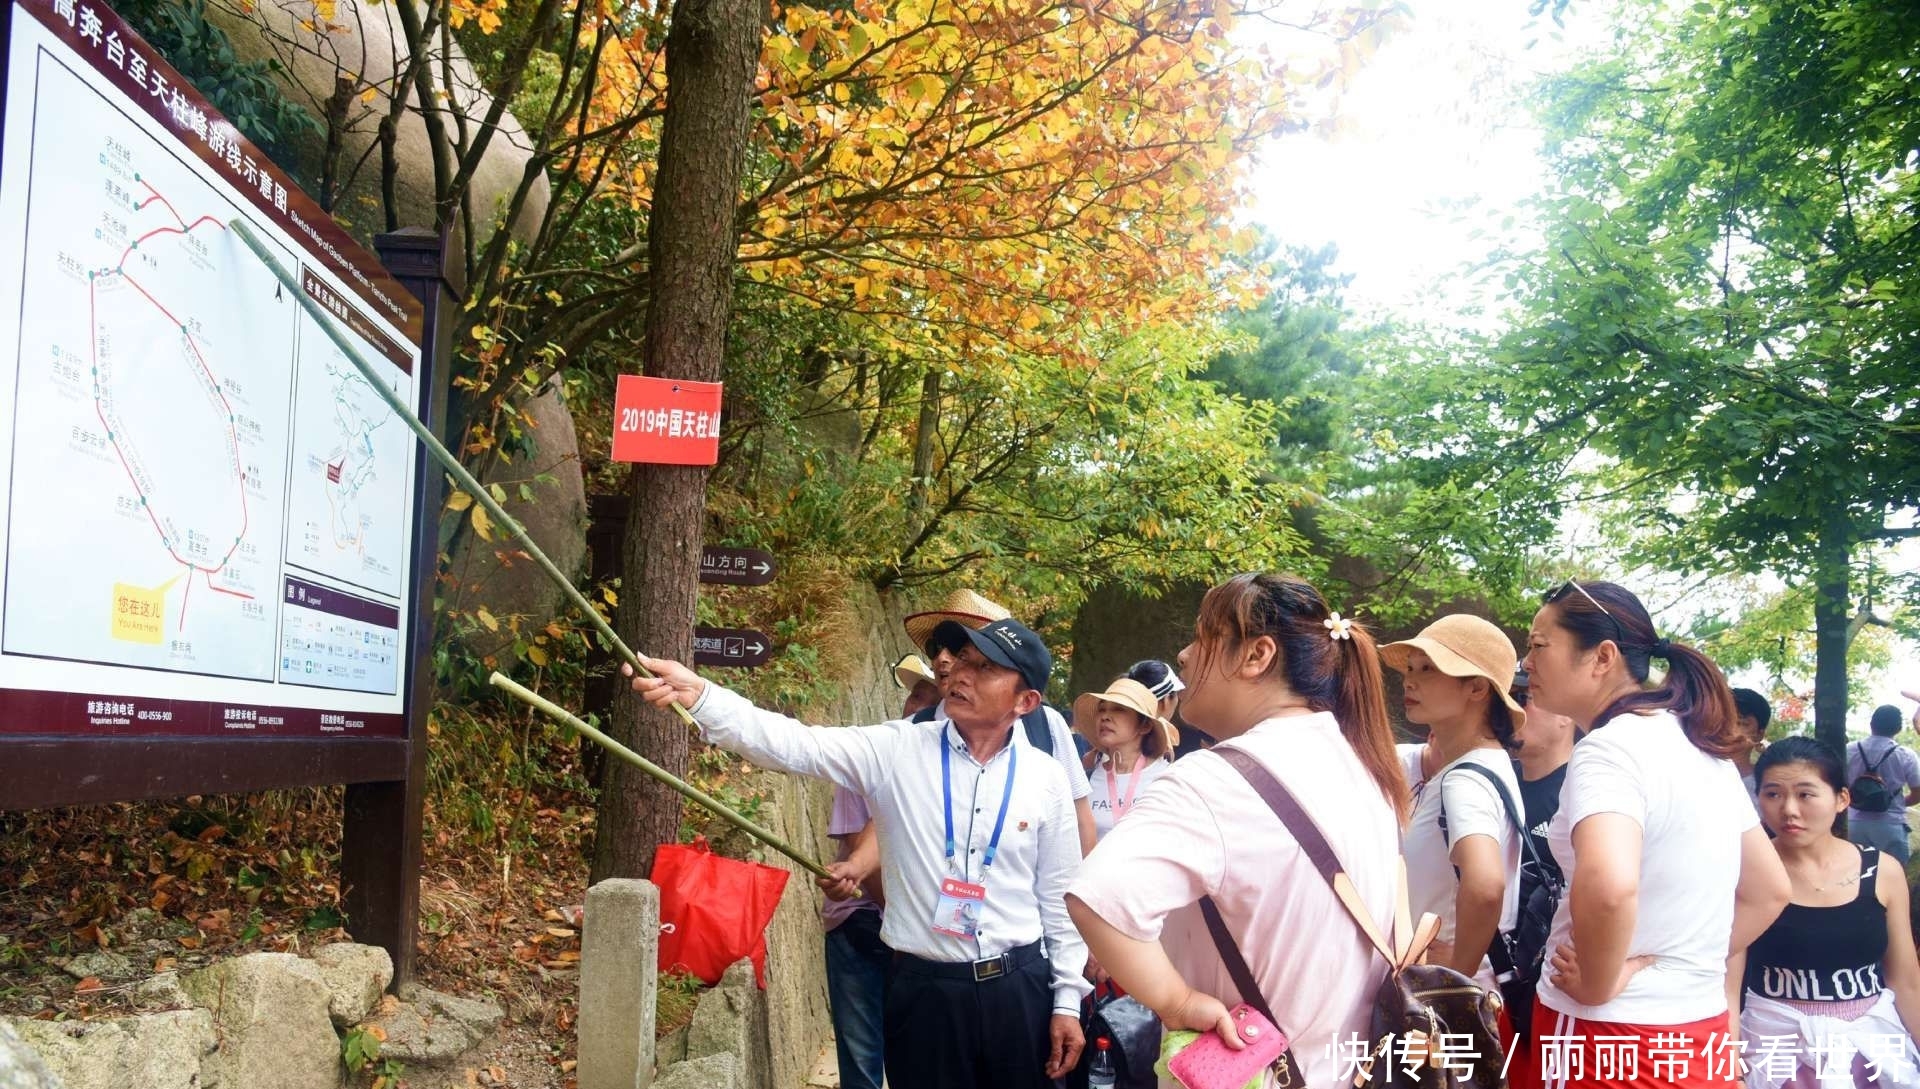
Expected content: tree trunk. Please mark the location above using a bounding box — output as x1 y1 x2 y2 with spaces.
1811 509 1852 765
908 367 942 515
591 0 763 882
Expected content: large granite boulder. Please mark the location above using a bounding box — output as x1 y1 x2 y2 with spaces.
5 1009 212 1089
202 0 549 245
442 373 589 654
180 952 341 1089
310 942 392 1028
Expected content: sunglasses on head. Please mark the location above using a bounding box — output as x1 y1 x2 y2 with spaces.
1554 577 1627 648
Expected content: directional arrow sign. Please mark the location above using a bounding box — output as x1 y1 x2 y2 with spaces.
698 546 778 587
693 627 774 668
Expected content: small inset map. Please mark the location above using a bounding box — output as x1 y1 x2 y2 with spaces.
283 309 411 600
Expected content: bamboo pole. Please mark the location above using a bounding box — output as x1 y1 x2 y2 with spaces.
228 219 829 875
490 674 828 877
226 219 694 728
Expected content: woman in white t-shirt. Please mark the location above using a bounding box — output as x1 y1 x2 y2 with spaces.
1382 614 1525 986
1519 578 1790 1089
1067 573 1412 1088
1073 677 1178 840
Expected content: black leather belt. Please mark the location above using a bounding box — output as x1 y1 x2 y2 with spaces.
894 939 1045 982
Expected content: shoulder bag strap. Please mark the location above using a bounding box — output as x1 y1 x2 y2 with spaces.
1865 741 1894 774
1445 761 1545 874
1197 896 1276 1024
1196 747 1431 1025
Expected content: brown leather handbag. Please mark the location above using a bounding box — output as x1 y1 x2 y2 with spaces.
1198 746 1506 1089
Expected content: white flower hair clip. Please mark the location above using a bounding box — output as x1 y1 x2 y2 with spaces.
1323 613 1354 641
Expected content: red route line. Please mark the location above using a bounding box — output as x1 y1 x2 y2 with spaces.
205 572 252 599
133 184 217 237
88 179 257 622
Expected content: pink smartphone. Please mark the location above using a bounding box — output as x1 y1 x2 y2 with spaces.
1167 1004 1289 1089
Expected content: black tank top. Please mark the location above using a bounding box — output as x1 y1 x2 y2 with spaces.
1745 845 1887 1003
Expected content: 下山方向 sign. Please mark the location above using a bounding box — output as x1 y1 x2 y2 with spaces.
699 546 777 587
611 375 722 465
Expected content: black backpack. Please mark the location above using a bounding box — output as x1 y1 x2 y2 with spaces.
1850 742 1897 813
910 702 1055 755
1067 988 1160 1089
1437 762 1560 1044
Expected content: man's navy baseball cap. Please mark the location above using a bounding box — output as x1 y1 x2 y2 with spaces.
930 618 1051 694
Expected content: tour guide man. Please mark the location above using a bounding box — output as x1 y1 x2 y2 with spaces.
627 618 1089 1088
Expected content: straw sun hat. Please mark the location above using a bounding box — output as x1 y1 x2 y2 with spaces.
1072 678 1179 759
894 653 937 691
903 589 1011 649
1378 614 1525 716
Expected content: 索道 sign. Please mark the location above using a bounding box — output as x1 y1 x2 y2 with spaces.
693 627 773 668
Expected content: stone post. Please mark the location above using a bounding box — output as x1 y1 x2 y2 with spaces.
578 879 660 1089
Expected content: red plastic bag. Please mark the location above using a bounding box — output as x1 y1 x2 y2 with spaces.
650 836 790 988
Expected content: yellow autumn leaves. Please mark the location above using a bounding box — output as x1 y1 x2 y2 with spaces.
474 0 1372 371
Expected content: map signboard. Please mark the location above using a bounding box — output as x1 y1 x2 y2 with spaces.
0 0 426 739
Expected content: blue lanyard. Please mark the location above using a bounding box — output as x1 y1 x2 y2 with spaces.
942 725 1018 876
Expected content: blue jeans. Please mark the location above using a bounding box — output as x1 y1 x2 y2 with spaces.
1849 818 1912 867
825 907 889 1089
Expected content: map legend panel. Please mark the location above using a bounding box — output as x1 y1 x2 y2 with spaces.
278 576 399 695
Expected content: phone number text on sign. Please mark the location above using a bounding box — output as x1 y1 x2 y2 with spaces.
611 375 722 466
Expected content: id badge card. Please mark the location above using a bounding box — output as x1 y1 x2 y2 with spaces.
930 876 986 939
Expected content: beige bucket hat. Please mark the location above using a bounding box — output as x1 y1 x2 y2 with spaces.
903 589 1011 649
1072 678 1179 759
894 653 937 691
1379 614 1525 716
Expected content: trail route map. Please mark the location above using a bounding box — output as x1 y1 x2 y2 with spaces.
5 56 294 680
0 0 423 733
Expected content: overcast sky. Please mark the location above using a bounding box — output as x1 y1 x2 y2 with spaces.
1247 0 1600 317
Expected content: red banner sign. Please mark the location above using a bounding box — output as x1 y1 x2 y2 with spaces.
611 376 723 465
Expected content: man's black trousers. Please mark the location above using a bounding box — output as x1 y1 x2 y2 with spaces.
883 948 1056 1089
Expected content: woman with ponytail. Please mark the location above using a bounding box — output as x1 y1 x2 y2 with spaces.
1520 579 1790 1088
1067 573 1406 1087
1381 615 1525 987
